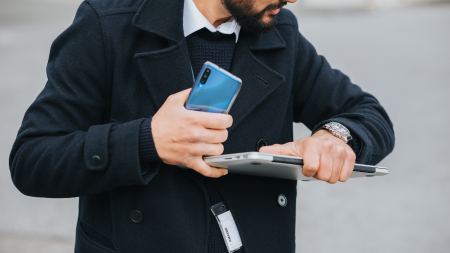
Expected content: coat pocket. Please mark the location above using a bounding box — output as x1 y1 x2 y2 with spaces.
75 221 117 253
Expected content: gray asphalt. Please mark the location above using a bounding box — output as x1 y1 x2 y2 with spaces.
1 1 449 253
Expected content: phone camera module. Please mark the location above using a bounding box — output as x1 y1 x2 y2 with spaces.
200 68 211 84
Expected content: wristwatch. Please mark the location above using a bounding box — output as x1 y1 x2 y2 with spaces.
321 122 352 143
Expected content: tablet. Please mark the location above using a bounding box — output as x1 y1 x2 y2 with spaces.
204 152 389 181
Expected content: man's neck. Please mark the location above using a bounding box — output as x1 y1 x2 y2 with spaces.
193 0 232 27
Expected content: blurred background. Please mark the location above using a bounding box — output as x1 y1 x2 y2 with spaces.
1 0 449 252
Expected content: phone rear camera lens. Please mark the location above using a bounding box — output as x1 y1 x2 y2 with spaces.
200 70 210 84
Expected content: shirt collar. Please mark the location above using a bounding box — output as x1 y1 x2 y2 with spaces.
183 0 241 43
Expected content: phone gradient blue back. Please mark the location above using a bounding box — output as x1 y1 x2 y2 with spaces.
185 61 242 113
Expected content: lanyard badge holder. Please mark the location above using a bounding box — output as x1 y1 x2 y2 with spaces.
210 202 243 253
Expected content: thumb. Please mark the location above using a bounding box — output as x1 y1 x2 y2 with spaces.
259 144 291 156
259 142 302 157
173 88 192 102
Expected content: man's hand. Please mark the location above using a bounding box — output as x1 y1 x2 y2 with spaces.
259 130 356 183
151 88 233 178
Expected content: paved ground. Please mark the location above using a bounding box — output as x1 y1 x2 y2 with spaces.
1 1 449 253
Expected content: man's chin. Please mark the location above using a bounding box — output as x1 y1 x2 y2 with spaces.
261 15 276 25
239 17 275 33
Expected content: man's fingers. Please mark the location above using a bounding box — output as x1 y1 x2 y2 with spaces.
329 158 342 184
314 155 333 182
302 147 320 177
339 159 353 182
188 110 233 130
200 129 228 144
185 128 228 144
327 146 346 184
190 143 224 157
340 151 356 182
190 158 228 178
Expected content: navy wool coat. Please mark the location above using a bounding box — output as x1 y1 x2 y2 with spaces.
9 0 394 252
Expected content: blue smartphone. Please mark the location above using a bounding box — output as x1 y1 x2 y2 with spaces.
185 61 242 113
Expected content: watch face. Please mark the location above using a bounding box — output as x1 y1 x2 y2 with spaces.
323 122 352 143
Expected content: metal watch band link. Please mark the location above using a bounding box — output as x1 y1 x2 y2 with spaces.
321 122 353 143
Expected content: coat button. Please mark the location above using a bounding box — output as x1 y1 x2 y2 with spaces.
91 155 102 163
278 194 287 207
255 138 268 151
130 209 143 224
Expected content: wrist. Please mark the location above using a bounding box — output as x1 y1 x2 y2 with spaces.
315 122 352 143
313 129 343 141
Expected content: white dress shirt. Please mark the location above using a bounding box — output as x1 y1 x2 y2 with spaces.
183 0 241 42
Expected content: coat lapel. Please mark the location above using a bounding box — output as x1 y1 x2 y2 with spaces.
228 28 287 132
132 0 192 109
134 40 194 109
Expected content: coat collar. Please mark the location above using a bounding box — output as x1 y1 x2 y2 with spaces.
132 0 286 49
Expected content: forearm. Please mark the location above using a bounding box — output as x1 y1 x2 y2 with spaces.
10 119 160 198
311 97 394 164
293 31 395 164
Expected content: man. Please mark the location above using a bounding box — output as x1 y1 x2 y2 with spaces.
9 0 394 252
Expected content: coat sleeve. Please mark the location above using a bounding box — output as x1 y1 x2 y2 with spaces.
292 30 395 165
9 1 160 198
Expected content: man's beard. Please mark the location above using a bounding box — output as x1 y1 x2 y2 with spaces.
223 0 287 33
